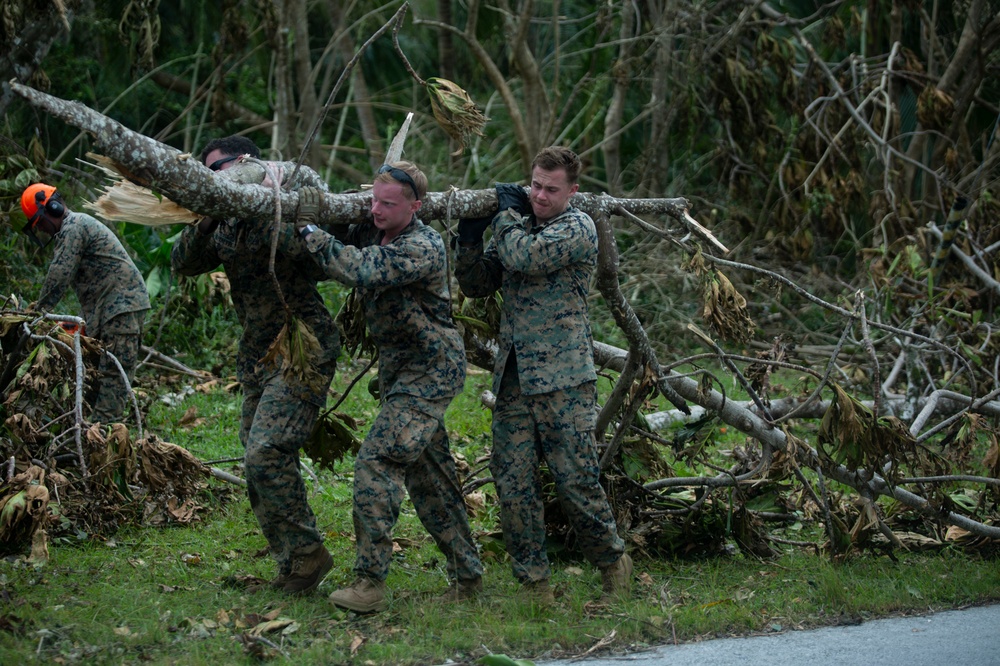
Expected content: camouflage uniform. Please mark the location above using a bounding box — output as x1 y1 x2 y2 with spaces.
455 206 624 584
36 211 150 423
171 161 339 576
303 218 482 585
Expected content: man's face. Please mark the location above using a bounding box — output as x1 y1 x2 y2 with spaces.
204 149 238 172
529 166 578 222
370 180 420 242
26 211 61 248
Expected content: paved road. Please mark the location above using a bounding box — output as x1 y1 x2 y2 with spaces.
537 603 1000 666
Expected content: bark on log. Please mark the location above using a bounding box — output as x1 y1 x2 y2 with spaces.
10 83 691 227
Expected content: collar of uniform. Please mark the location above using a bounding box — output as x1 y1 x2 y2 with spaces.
530 205 577 231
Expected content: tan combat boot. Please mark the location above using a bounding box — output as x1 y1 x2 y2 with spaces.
517 579 555 606
329 577 388 613
599 553 633 600
282 545 333 595
437 576 483 603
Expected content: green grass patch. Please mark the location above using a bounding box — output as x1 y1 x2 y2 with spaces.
2 367 999 665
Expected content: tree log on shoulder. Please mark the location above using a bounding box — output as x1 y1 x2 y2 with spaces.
11 83 693 228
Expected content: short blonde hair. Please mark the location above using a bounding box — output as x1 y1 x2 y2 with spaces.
375 161 427 201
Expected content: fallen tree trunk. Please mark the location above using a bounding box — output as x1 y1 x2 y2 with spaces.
10 82 691 228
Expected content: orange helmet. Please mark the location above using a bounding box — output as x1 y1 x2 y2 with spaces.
21 183 59 225
20 183 64 248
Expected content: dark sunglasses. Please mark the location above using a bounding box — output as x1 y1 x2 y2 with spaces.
208 155 239 172
377 164 420 200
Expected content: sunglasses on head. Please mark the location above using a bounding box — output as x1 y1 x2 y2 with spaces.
377 164 420 200
208 155 239 171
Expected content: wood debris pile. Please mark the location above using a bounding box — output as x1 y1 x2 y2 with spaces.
0 309 220 561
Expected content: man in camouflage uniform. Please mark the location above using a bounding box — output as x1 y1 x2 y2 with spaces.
295 161 482 613
21 183 150 424
454 146 632 604
171 136 340 595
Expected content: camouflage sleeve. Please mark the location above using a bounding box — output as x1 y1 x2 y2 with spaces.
493 209 597 275
284 162 328 191
36 224 87 312
303 228 437 289
218 160 329 193
454 238 503 297
170 224 221 276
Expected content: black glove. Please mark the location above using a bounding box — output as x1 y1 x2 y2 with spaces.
496 183 530 215
295 187 325 232
457 215 493 245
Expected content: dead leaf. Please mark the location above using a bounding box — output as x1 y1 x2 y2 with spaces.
464 491 486 516
28 528 49 564
167 497 201 523
945 525 971 541
249 619 293 637
178 406 205 429
350 632 365 655
195 379 220 393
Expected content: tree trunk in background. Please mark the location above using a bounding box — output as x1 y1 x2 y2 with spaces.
902 0 995 208
0 0 82 117
499 0 550 153
638 1 677 198
265 0 294 158
437 0 455 82
602 2 636 196
340 39 383 170
290 0 322 166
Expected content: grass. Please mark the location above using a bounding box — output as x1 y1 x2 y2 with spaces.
2 363 1000 665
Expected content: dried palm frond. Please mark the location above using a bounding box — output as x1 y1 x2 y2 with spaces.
336 288 376 358
260 316 327 394
86 423 137 499
425 77 488 155
0 465 50 558
701 269 755 344
818 384 917 483
137 434 207 498
82 153 200 227
303 411 361 472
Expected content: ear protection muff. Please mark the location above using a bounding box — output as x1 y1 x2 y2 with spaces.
38 190 65 218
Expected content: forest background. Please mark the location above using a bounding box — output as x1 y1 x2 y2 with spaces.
0 0 999 663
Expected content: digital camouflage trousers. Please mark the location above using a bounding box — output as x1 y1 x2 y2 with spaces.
91 310 144 424
491 369 624 583
352 393 482 584
241 369 332 575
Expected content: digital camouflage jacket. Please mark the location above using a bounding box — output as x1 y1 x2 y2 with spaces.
303 217 465 402
454 205 598 396
170 161 339 405
37 211 150 335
